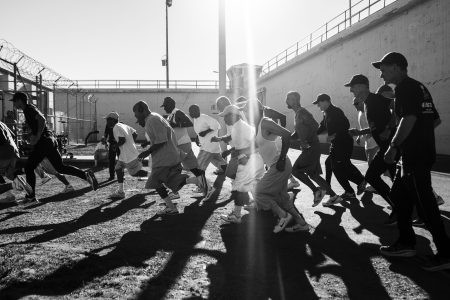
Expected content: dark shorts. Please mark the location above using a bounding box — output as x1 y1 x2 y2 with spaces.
145 163 188 192
293 141 322 177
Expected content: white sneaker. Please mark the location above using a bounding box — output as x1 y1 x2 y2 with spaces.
273 213 293 233
221 213 242 224
110 190 125 199
287 180 301 190
61 185 75 194
168 192 180 200
323 195 343 207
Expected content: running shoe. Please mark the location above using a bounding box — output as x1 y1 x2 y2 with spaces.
312 189 327 207
380 242 416 257
322 195 344 206
196 174 209 196
356 180 367 195
273 213 293 233
61 185 75 194
341 192 357 200
14 176 33 195
221 213 241 224
285 223 310 232
18 195 40 205
287 180 301 190
157 206 179 216
168 191 180 200
110 190 125 199
40 175 52 186
0 191 16 203
86 171 99 191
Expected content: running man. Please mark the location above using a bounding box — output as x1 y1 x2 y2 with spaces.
245 99 309 232
314 93 366 202
373 52 450 271
105 112 148 199
161 97 208 195
133 101 206 215
286 91 339 206
189 104 227 196
11 92 98 203
213 105 265 223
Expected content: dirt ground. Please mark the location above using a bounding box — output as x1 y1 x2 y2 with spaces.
0 146 449 299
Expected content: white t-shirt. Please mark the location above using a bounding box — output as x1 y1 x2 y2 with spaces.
358 111 378 150
167 108 192 145
113 123 139 163
230 119 255 150
193 114 221 153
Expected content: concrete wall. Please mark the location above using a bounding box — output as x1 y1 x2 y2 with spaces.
257 0 450 155
54 89 232 142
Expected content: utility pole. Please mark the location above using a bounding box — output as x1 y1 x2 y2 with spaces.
218 0 226 96
165 0 172 88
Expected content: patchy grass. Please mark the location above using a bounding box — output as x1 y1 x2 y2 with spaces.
1 149 450 299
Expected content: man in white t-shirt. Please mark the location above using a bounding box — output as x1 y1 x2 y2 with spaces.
105 112 147 199
189 105 227 197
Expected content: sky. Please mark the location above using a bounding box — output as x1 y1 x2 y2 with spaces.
1 0 351 81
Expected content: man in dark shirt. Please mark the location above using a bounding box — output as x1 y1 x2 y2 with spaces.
345 74 397 224
11 92 98 203
286 91 337 206
103 117 118 181
314 93 366 201
373 52 450 271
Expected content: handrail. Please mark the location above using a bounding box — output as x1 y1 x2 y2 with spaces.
261 0 398 75
62 79 231 90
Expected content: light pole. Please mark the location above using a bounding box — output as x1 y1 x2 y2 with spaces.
165 0 172 88
218 0 226 96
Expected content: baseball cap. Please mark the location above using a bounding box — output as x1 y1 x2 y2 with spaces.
103 112 119 120
372 52 408 69
344 74 369 87
161 96 175 107
312 93 331 104
10 92 28 102
218 105 241 117
234 96 247 109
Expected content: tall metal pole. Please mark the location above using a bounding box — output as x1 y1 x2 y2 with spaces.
218 0 226 96
165 2 169 88
349 0 352 26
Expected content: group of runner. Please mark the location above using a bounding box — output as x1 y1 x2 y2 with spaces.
1 51 449 271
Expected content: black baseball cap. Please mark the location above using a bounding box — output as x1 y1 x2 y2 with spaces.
312 93 331 104
344 74 369 87
161 96 175 107
372 52 408 69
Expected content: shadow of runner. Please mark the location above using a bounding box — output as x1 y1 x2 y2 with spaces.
0 194 230 299
0 194 152 245
218 210 318 300
306 206 391 299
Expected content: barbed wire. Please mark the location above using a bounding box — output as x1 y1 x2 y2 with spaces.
0 39 78 89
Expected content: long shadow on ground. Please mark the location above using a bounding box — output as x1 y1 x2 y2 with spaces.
0 192 230 299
